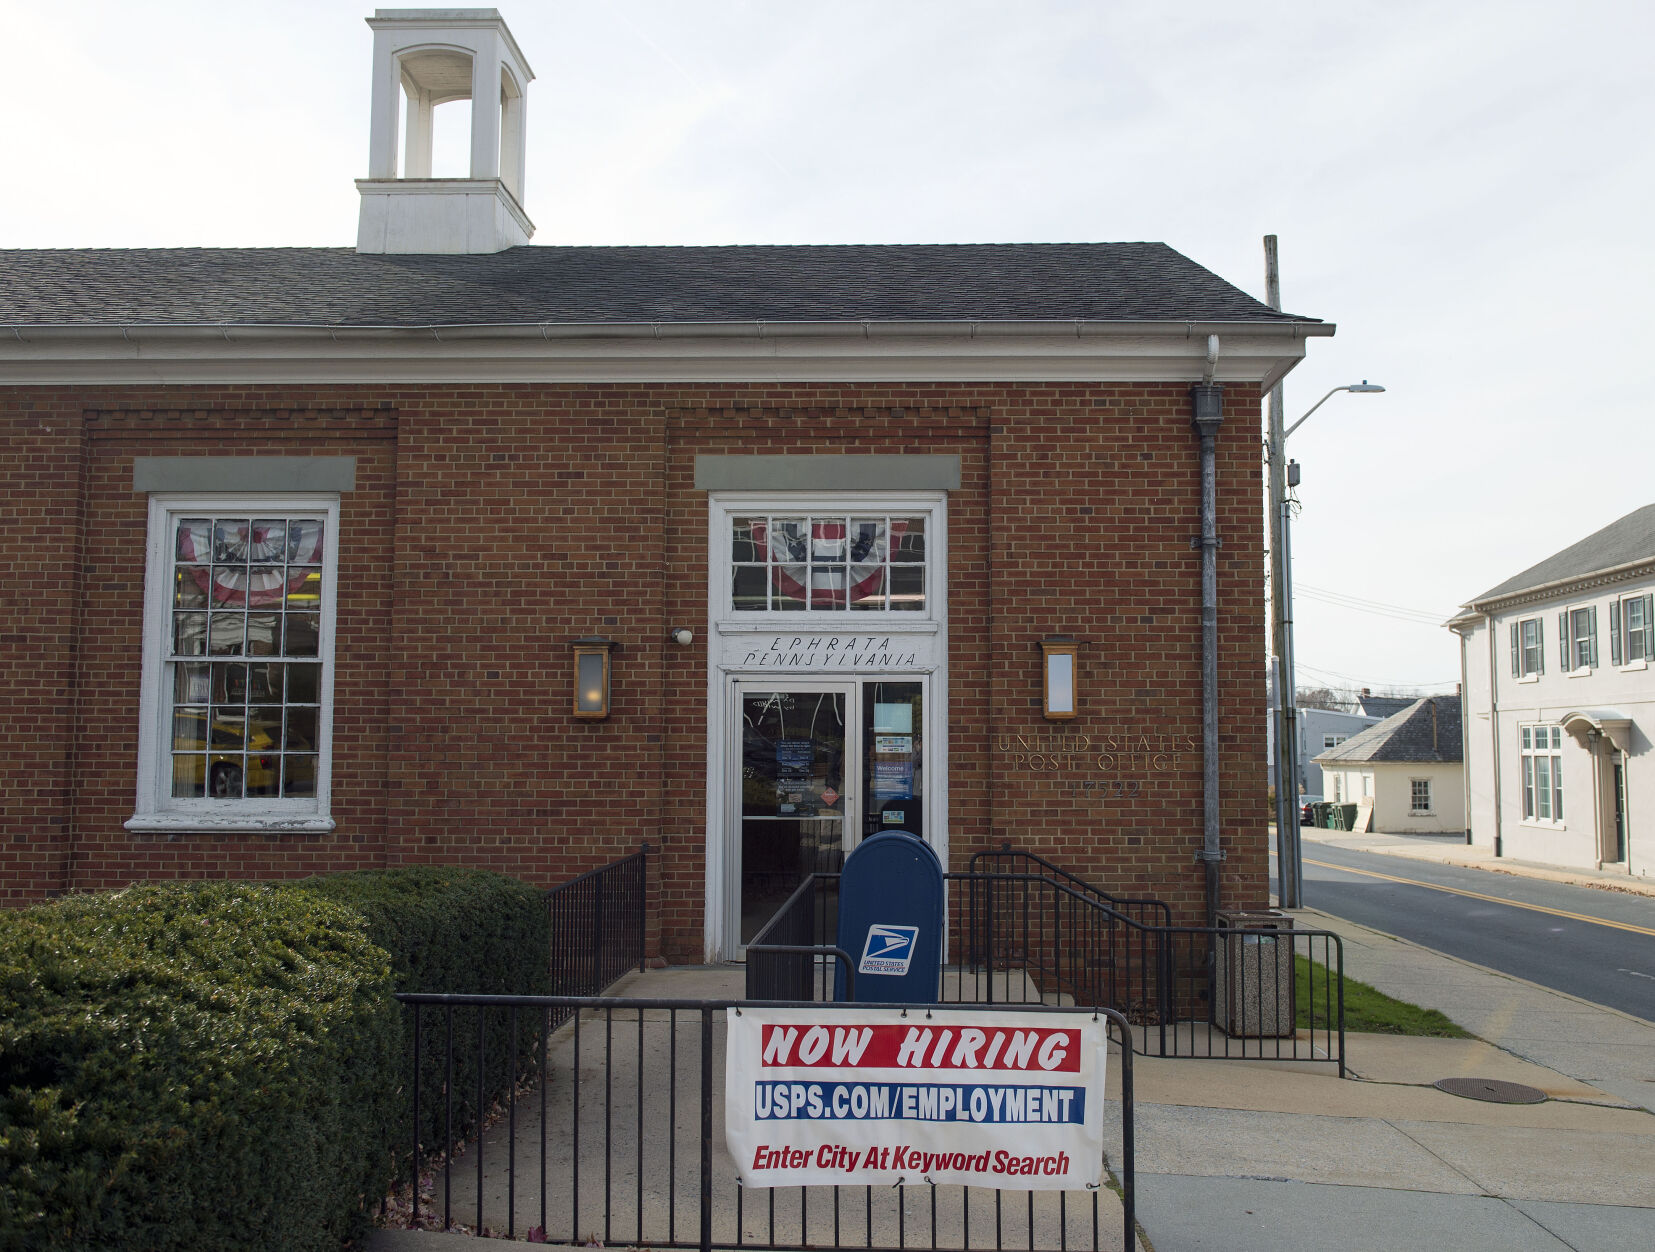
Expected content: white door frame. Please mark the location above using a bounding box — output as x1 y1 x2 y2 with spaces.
702 492 949 962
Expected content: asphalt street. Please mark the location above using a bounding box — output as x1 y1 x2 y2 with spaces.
1272 840 1655 1022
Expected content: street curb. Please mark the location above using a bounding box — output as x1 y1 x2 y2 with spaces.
1293 907 1655 1032
1297 834 1655 898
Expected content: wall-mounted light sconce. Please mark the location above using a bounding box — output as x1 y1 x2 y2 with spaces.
1040 636 1079 720
572 637 617 719
669 627 693 646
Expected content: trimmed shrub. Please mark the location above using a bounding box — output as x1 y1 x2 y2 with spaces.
297 867 551 1165
0 882 400 1252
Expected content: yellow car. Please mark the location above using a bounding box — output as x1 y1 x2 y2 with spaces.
170 710 294 798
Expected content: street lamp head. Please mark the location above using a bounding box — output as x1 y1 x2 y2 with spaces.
1345 381 1385 393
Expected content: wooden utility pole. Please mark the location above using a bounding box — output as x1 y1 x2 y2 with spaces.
1265 235 1301 908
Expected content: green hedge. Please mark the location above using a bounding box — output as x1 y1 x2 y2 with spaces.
299 867 551 1157
0 882 400 1251
0 867 553 1251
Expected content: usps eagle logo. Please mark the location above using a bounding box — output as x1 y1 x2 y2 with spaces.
858 924 920 976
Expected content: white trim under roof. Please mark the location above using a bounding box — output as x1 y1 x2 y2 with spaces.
0 319 1331 387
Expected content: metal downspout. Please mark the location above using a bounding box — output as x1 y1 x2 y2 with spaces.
1191 372 1226 927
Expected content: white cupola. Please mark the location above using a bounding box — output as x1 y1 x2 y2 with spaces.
356 8 534 254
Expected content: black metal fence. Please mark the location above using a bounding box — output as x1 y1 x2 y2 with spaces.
748 867 1345 1074
967 848 1172 931
546 844 649 1003
394 993 1138 1252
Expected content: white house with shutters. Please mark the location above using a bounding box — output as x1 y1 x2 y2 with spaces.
1449 503 1655 879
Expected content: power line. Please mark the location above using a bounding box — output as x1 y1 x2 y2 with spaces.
1295 582 1447 626
1296 660 1459 691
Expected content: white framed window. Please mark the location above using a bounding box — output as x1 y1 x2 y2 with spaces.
1410 778 1432 813
1510 616 1544 677
128 493 340 833
1610 593 1655 666
1519 724 1564 824
713 492 945 623
1323 733 1348 750
1559 605 1597 673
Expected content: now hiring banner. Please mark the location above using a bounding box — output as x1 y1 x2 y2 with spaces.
724 1007 1107 1190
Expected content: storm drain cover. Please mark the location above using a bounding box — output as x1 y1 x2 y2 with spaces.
1434 1077 1547 1104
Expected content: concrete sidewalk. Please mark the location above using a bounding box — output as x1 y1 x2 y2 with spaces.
1121 904 1655 1250
1297 827 1655 898
371 888 1655 1251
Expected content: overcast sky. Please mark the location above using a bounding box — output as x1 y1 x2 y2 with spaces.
5 0 1651 700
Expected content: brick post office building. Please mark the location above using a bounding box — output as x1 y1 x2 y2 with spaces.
0 11 1332 962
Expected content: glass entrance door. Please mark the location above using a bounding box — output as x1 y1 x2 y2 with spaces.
738 686 851 945
733 679 927 947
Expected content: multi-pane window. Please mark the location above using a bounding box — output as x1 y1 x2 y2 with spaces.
1410 778 1432 813
1510 617 1544 676
167 515 326 800
1611 593 1655 665
1561 606 1597 672
1520 725 1564 822
731 515 926 613
133 493 337 832
1323 734 1347 750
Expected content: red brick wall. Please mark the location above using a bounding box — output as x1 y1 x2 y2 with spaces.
0 381 1267 956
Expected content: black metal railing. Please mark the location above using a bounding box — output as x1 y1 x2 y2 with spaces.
394 993 1137 1252
746 873 847 1002
745 867 1345 1073
968 846 1173 930
546 845 649 1003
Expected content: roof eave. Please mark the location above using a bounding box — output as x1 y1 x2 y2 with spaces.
0 317 1336 387
1464 554 1655 615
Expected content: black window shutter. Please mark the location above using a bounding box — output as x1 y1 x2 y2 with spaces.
1611 599 1622 666
1510 621 1520 676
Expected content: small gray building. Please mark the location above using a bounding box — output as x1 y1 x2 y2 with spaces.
1266 671 1378 797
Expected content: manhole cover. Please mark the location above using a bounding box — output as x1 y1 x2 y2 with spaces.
1433 1077 1547 1104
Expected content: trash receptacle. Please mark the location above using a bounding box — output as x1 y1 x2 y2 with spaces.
1214 910 1295 1038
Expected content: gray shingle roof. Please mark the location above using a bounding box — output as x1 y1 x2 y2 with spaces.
1314 696 1462 765
1467 503 1655 605
0 242 1318 329
1356 694 1414 720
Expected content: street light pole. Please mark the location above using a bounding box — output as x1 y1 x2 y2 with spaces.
1269 376 1385 907
1263 237 1297 908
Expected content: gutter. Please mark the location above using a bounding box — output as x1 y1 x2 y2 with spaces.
1190 339 1226 927
1 317 1334 341
0 318 1333 388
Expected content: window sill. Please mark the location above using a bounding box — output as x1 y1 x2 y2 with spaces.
1620 659 1648 672
125 813 336 835
1517 820 1567 831
1516 674 1540 684
1566 668 1591 678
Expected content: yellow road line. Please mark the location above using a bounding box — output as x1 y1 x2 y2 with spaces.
1295 856 1655 937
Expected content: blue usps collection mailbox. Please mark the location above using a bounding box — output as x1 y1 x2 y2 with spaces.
833 830 943 1003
